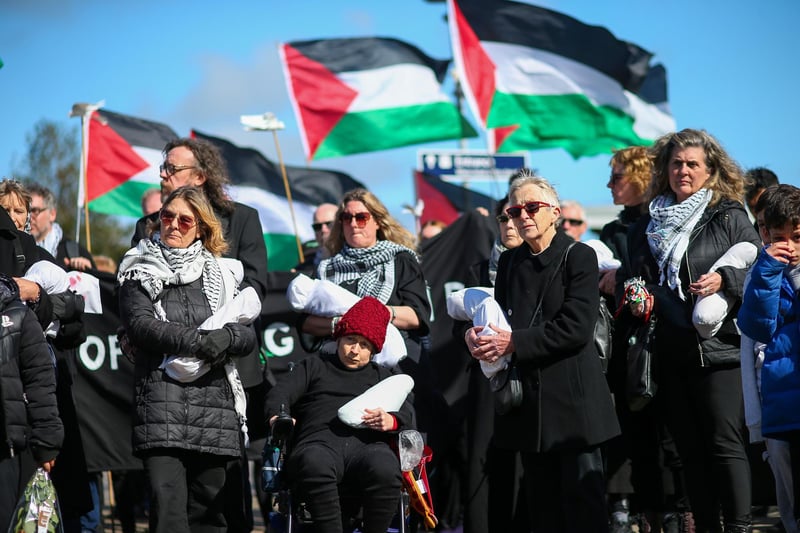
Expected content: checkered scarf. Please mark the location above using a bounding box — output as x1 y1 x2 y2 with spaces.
318 240 418 304
118 235 225 314
646 189 712 300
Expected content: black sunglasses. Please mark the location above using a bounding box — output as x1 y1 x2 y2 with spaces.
495 214 510 224
311 220 334 232
560 218 585 227
506 201 553 219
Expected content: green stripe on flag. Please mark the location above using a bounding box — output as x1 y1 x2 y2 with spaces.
265 233 302 271
88 180 157 218
489 92 651 157
314 102 476 160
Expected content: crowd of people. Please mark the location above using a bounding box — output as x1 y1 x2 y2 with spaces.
1 128 798 533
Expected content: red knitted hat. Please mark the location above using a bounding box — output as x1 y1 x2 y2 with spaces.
334 296 390 352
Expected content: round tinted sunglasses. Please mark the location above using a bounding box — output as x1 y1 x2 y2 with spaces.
340 212 372 228
505 201 553 219
160 209 197 233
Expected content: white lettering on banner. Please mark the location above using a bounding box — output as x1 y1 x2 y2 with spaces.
78 335 123 371
79 336 105 371
264 321 294 358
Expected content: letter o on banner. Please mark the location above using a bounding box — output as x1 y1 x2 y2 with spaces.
79 335 106 371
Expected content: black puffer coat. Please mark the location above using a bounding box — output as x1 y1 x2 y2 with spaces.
119 276 255 457
0 274 63 462
626 199 761 366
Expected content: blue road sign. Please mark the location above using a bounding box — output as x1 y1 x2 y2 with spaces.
417 150 528 182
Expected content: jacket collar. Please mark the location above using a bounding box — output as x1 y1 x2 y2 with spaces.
515 230 573 268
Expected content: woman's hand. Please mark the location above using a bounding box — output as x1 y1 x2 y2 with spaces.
362 408 394 431
386 305 419 330
689 272 723 297
12 278 41 303
599 268 617 296
465 324 513 363
630 294 654 319
39 458 56 473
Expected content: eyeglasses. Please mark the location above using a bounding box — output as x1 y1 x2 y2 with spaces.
340 212 371 228
311 220 334 232
159 209 197 233
159 163 197 177
561 218 585 227
505 202 553 219
29 207 48 215
495 214 510 224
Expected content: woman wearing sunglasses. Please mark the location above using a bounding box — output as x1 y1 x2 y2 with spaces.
298 188 433 424
118 186 257 533
465 175 620 531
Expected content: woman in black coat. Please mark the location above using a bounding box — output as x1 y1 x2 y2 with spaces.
466 175 620 531
625 129 760 532
118 187 256 533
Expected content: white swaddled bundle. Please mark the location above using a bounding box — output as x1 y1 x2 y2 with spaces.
446 287 510 379
337 374 415 428
286 274 407 367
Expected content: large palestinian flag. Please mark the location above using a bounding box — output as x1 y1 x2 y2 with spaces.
280 37 477 161
193 131 365 271
86 110 178 216
447 0 675 158
415 171 497 226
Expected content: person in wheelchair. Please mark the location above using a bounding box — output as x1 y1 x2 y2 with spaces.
265 296 415 533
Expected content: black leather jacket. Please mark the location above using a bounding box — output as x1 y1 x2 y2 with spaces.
626 199 760 366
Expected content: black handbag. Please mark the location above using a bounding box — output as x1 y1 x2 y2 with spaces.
490 363 523 415
626 316 658 411
491 244 572 415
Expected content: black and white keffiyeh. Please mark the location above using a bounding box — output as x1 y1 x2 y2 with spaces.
39 222 63 258
646 189 712 300
318 240 418 304
487 238 507 286
118 235 227 312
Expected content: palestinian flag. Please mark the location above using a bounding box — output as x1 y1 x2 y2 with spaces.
193 131 365 271
86 110 178 216
447 0 676 158
415 171 496 226
280 37 477 161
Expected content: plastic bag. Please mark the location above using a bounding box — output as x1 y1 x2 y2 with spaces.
7 467 63 533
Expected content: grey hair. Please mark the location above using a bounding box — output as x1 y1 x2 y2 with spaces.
508 174 560 209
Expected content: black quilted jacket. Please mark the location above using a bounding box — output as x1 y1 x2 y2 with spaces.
0 274 63 462
119 276 254 457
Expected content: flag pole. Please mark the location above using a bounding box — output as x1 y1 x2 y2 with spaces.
240 113 305 264
69 100 105 251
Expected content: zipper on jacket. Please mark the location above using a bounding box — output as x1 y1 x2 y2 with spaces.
7 440 13 458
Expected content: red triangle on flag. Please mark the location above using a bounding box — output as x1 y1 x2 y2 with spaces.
414 171 461 226
86 111 150 203
282 43 358 160
452 0 496 125
493 125 520 152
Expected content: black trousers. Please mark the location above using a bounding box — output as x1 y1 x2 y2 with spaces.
287 440 402 533
143 449 230 533
659 361 751 532
0 454 24 531
521 445 608 532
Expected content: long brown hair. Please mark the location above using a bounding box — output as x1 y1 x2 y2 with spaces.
326 189 416 254
647 129 744 206
148 186 229 256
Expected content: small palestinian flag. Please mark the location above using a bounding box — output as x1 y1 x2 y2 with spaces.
86 110 178 216
448 0 675 158
193 131 365 271
414 171 496 227
280 37 477 161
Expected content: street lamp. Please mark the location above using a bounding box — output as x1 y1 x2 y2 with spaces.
240 112 304 264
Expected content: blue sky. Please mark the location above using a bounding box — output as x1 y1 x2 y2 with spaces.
1 0 799 231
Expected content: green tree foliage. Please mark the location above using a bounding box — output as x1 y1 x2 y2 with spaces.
14 119 133 267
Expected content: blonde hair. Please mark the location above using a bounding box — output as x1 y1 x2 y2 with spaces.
610 146 652 199
326 188 416 254
0 179 32 210
648 129 745 206
148 186 229 256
